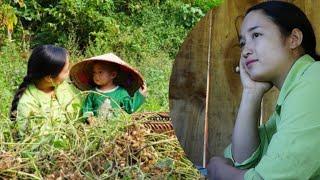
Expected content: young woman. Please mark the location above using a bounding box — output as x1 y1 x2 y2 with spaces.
207 1 320 179
10 45 80 138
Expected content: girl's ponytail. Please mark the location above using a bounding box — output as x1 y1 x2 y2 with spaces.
10 76 31 121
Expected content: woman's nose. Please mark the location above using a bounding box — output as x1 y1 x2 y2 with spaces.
242 43 253 59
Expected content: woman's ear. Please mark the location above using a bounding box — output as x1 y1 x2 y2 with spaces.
288 28 303 49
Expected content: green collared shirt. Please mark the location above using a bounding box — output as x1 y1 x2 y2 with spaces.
225 54 320 179
82 86 145 119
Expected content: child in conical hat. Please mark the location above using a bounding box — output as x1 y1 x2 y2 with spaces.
70 53 147 123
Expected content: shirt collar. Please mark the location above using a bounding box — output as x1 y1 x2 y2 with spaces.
95 86 119 93
276 54 315 106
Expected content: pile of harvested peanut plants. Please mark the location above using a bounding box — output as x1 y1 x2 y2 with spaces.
0 113 200 179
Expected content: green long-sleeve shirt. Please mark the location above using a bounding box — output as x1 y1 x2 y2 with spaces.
82 86 145 119
225 54 320 179
15 81 81 138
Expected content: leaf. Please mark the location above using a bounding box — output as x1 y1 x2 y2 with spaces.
53 139 68 149
155 157 174 169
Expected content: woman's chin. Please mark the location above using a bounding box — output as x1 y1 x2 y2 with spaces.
249 72 268 82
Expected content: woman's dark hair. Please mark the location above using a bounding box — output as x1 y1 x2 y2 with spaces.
10 44 68 120
246 1 320 60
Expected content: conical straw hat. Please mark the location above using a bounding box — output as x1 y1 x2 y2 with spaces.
70 53 144 96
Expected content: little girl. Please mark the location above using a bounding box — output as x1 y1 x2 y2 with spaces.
10 45 81 137
70 53 147 122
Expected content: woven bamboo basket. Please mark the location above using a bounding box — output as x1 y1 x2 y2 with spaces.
132 112 174 135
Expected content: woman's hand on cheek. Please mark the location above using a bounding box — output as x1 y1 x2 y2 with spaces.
239 58 272 97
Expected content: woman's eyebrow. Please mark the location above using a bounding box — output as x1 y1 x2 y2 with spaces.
248 26 261 32
238 26 262 41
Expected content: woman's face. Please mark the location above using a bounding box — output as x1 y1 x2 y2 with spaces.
239 10 293 82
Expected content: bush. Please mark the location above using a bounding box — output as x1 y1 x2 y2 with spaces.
0 42 27 117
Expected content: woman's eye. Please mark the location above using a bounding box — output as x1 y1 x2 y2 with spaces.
252 32 261 39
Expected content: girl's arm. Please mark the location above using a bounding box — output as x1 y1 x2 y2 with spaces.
121 90 146 114
231 60 272 163
232 90 263 163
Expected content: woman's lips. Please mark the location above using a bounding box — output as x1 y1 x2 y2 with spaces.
245 59 258 67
